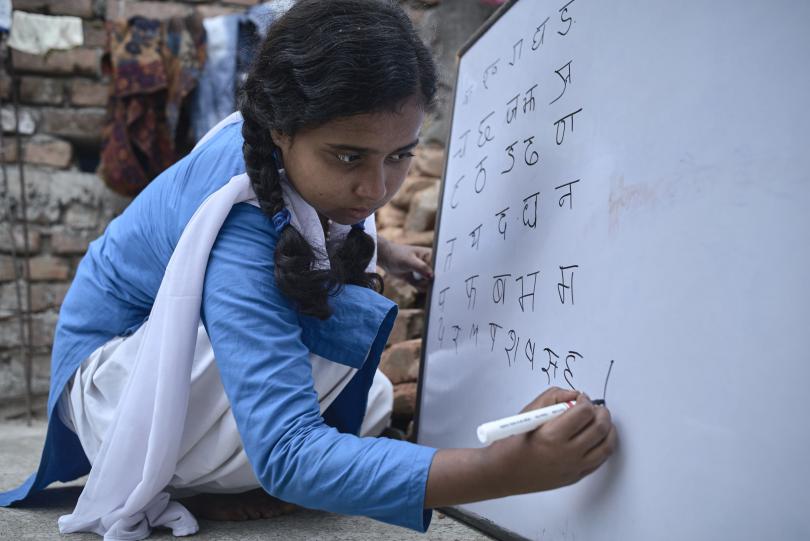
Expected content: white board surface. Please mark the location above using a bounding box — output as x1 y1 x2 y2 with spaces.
416 1 810 540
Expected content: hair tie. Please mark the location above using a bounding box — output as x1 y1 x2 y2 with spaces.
272 208 291 233
351 221 365 231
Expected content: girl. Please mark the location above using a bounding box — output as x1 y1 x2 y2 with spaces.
0 0 616 538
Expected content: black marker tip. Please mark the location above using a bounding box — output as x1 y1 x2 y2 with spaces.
592 399 605 406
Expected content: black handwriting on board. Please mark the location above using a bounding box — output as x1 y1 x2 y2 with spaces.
550 60 572 105
496 207 509 239
563 350 583 389
492 273 512 305
470 323 480 347
482 59 500 89
554 107 582 145
516 271 540 312
505 329 520 366
475 156 488 193
523 83 538 114
450 176 463 209
558 0 576 36
465 274 480 310
443 237 456 271
555 179 580 209
532 16 551 51
522 191 540 229
438 286 450 313
524 136 539 166
453 129 470 159
469 224 482 250
542 347 560 384
558 265 579 304
489 322 502 352
451 325 462 354
478 111 496 148
509 38 523 66
506 95 519 124
525 338 536 370
502 140 518 175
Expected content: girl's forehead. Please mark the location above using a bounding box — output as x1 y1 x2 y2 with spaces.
304 98 425 151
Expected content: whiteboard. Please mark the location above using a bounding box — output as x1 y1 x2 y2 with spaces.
415 1 810 540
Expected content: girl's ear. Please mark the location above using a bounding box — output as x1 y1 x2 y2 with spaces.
271 129 291 153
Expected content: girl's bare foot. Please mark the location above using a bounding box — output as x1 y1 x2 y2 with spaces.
179 488 300 521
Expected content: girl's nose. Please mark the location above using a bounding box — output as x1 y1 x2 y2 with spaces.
354 162 387 202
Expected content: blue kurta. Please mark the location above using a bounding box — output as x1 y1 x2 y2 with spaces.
0 120 436 532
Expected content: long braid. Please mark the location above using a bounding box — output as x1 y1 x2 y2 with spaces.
241 96 336 319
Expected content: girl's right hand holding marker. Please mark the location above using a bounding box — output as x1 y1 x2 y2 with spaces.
484 387 617 495
424 387 617 508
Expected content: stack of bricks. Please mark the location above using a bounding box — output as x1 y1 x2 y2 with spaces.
377 144 445 437
0 0 448 426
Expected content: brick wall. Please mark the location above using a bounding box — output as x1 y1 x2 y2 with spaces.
0 0 494 429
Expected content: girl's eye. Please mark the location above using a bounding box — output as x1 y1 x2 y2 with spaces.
388 151 415 163
336 153 362 164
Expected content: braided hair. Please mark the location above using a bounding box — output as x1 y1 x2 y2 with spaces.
239 0 437 319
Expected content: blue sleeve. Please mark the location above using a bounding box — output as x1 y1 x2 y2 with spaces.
201 203 436 531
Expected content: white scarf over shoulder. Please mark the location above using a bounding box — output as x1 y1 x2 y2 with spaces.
57 113 376 540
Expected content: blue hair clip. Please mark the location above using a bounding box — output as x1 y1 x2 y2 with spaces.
351 221 365 231
272 208 291 233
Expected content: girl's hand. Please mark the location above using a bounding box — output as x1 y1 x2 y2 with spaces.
487 388 617 494
377 237 433 289
424 387 617 508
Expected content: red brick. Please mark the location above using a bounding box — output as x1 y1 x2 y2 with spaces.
380 338 421 384
24 135 73 168
27 255 71 281
413 144 445 178
64 204 100 229
0 230 42 255
382 274 418 309
390 175 437 210
40 107 106 142
82 21 108 49
0 256 20 282
404 184 439 232
70 79 109 107
376 204 406 230
12 48 102 77
19 77 64 105
51 229 94 255
387 308 424 345
11 0 95 18
0 281 69 314
0 73 10 100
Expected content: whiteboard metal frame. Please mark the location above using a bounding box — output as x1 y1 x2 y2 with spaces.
413 1 530 539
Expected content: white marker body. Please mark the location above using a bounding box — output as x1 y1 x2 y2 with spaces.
476 401 576 444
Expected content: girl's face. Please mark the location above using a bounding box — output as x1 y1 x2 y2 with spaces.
272 96 425 225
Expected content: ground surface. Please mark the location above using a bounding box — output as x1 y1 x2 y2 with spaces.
0 420 491 540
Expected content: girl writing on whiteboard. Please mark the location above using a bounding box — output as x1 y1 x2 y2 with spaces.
0 0 616 537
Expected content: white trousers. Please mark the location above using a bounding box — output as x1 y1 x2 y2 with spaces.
59 321 394 497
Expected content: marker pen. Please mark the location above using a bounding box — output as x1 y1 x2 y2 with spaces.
476 399 605 445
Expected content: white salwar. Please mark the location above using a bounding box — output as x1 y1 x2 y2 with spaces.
56 113 394 541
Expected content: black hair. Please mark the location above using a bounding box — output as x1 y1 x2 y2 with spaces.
240 0 437 319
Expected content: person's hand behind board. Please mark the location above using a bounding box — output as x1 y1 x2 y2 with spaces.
377 236 433 290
